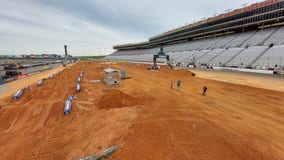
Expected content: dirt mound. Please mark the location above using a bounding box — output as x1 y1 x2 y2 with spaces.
98 90 144 109
161 68 192 77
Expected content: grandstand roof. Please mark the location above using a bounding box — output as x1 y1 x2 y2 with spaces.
150 0 280 41
114 0 284 50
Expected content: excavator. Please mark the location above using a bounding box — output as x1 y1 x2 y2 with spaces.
152 47 170 70
4 57 22 70
4 57 22 76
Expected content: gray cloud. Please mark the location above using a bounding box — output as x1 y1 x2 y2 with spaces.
0 0 261 56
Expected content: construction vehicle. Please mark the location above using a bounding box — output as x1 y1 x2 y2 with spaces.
273 65 283 74
4 57 22 69
152 47 170 70
5 70 22 76
4 57 23 77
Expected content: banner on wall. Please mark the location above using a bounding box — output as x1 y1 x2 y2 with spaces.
16 74 28 80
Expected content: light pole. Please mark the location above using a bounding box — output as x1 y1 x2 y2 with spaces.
280 56 282 69
241 3 248 7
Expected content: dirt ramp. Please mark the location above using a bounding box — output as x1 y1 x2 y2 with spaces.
98 90 144 109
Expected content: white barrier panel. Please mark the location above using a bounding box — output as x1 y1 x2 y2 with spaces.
213 67 273 74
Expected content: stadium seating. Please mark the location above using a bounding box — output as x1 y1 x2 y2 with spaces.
209 48 245 67
223 31 257 48
210 34 238 49
195 49 226 65
226 46 268 68
107 26 284 69
198 37 222 50
172 49 210 64
252 45 284 69
186 40 205 51
168 52 186 62
242 27 278 47
264 26 284 46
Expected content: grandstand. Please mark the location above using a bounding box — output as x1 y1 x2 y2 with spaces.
106 0 284 70
253 45 284 68
209 48 245 67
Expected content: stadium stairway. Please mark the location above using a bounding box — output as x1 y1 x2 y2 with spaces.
261 26 281 46
223 48 246 67
248 47 271 67
207 49 227 64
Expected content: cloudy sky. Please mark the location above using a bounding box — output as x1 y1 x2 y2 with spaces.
0 0 261 56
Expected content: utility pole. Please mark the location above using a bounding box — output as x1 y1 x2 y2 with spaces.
63 45 67 67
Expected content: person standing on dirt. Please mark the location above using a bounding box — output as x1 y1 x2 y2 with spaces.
170 80 173 89
177 80 181 91
203 86 207 96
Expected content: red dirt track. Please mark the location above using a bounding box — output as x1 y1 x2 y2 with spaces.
0 62 283 160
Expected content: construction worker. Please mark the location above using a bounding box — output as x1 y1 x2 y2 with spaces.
203 86 207 96
177 80 181 91
170 80 173 89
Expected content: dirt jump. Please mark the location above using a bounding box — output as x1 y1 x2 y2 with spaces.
0 62 283 160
